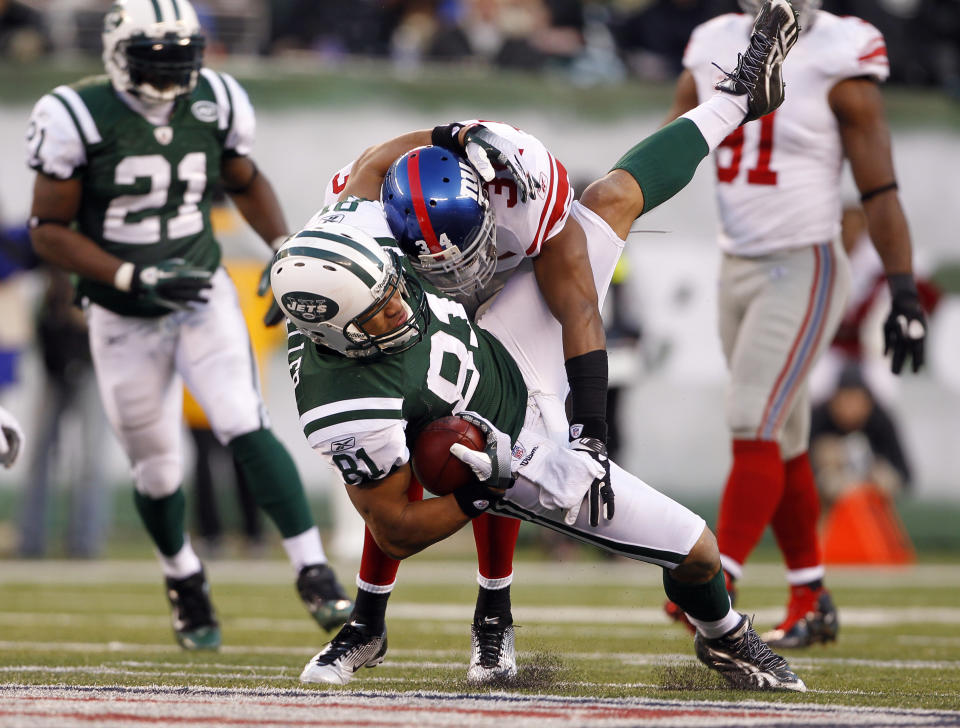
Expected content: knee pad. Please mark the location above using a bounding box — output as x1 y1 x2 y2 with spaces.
133 454 182 498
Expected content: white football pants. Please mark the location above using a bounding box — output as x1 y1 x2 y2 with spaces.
86 267 268 498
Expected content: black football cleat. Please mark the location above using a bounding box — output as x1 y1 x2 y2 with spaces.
763 585 839 648
695 615 806 691
165 568 220 650
296 563 354 632
715 0 801 122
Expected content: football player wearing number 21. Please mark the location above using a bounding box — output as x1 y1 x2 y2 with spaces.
662 0 927 648
24 0 352 650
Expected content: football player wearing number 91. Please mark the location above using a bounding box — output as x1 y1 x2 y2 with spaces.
24 0 352 650
662 0 927 648
275 0 809 691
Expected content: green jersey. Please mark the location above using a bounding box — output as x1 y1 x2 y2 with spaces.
26 70 254 317
288 281 528 486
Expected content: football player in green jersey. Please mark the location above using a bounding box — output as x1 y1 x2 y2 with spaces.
24 0 351 650
270 208 806 691
282 0 804 685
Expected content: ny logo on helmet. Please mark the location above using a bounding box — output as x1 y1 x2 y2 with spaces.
281 291 339 322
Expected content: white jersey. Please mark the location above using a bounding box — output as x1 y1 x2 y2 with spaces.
322 120 574 303
683 11 889 256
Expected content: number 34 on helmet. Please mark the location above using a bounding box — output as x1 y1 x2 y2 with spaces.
270 222 429 359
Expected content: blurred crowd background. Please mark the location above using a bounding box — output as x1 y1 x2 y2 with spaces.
2 0 959 93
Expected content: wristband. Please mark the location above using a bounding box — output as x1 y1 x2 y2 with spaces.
860 181 898 204
887 273 918 298
431 123 466 151
114 261 137 292
453 480 501 519
565 349 609 442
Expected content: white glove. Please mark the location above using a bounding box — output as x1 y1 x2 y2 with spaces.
510 425 605 525
0 406 24 468
461 125 541 203
449 411 514 491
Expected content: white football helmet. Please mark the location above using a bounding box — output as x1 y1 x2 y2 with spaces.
102 0 206 104
739 0 820 30
271 222 429 358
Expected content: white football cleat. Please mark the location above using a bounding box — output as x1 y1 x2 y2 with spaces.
467 616 517 684
300 620 387 686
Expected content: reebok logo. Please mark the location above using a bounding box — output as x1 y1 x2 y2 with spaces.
331 437 356 452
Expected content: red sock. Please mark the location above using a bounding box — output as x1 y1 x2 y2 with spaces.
771 451 822 571
472 513 520 580
357 475 424 586
716 439 784 567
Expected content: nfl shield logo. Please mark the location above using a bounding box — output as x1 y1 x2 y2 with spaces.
154 126 173 145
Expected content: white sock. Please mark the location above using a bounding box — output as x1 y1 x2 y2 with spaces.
158 537 203 580
477 571 513 590
282 526 327 573
681 92 750 151
786 565 825 585
688 607 744 639
356 575 396 594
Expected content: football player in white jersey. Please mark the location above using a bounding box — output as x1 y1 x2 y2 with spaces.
312 125 579 683
662 0 927 648
24 0 352 650
264 0 804 687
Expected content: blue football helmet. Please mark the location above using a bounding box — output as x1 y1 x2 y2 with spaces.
382 146 497 298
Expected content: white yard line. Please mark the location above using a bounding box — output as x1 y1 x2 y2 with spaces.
3 604 960 628
0 559 957 588
2 646 958 672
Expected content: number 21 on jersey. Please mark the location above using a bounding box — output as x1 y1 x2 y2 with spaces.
716 111 778 186
104 152 206 244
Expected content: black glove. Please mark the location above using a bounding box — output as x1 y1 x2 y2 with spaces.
569 431 615 527
431 122 541 203
883 274 926 374
131 259 212 311
257 257 284 327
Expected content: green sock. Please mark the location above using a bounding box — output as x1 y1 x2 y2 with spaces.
612 117 710 215
134 489 186 557
662 567 731 622
229 428 314 537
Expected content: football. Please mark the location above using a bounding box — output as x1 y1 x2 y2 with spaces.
411 416 486 496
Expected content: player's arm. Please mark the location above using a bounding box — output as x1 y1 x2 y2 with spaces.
533 219 614 525
342 123 535 202
29 173 124 284
222 155 288 248
345 462 472 560
831 78 913 276
663 69 700 125
533 219 606 361
341 131 432 201
831 77 925 373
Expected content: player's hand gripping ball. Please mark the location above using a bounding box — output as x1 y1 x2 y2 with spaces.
412 416 486 496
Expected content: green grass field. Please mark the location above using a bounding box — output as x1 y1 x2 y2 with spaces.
2 552 959 725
